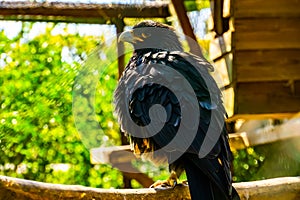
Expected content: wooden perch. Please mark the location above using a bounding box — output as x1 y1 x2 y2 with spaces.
91 145 154 187
1 175 300 200
0 1 170 23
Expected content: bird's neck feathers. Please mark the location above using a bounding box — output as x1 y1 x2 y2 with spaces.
133 48 166 56
133 34 183 53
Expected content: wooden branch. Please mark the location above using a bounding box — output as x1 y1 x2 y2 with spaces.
1 175 300 200
0 175 190 200
0 1 170 23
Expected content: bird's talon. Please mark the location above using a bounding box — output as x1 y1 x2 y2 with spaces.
150 180 174 189
182 180 188 186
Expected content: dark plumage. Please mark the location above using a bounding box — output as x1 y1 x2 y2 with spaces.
114 20 240 200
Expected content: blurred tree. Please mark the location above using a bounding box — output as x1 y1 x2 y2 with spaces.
0 22 123 188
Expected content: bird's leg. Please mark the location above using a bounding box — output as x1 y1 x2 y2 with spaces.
150 162 186 189
150 170 179 188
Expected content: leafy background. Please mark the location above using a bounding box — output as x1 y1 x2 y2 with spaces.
1 21 299 188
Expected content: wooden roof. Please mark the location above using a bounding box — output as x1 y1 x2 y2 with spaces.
0 1 170 24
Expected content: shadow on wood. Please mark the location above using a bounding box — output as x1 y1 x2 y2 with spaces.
1 175 300 200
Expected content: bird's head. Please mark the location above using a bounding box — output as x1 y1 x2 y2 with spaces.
118 20 183 52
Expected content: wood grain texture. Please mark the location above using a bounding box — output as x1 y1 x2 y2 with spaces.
1 175 300 200
234 49 300 82
233 18 300 50
234 0 300 18
234 81 300 114
0 1 170 23
230 1 300 116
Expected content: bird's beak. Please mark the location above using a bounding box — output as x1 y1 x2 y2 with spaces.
118 30 135 43
118 30 145 44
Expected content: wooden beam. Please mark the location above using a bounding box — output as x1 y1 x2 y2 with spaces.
1 175 300 200
91 145 133 164
90 116 300 153
213 0 224 35
0 15 108 24
114 18 125 79
0 1 170 24
171 0 203 57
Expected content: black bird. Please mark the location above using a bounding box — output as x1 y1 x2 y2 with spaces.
114 20 240 200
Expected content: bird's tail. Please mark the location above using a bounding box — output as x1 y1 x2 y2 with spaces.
182 154 240 200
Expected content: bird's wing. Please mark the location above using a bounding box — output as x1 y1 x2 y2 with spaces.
114 50 228 157
114 51 197 163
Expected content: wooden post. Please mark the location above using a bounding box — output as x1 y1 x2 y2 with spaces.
114 18 133 188
171 0 203 57
114 18 125 79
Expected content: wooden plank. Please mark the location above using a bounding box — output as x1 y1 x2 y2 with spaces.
234 29 300 50
1 175 300 200
235 81 300 115
90 145 134 164
234 50 300 82
233 18 300 50
234 18 300 33
0 1 170 23
234 0 300 18
90 135 249 164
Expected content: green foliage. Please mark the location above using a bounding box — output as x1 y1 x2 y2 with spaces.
184 0 211 11
0 132 4 149
0 22 122 187
232 147 265 182
232 138 300 182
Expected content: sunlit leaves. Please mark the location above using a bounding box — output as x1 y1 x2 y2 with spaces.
232 147 265 182
0 22 122 187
